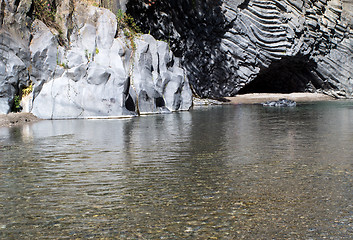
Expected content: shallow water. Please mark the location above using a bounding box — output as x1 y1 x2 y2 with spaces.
1 101 353 239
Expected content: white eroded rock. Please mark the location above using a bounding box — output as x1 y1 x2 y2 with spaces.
28 2 192 119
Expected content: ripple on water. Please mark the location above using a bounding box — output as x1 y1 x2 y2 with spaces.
1 103 353 239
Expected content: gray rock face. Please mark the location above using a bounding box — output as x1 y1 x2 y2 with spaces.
0 0 32 114
0 0 32 42
27 2 191 119
127 0 353 98
0 32 28 113
0 0 191 117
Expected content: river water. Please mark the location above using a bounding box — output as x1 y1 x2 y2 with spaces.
0 101 352 239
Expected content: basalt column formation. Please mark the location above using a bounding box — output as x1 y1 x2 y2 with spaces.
127 0 353 99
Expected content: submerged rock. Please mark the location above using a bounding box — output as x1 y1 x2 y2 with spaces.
262 99 296 107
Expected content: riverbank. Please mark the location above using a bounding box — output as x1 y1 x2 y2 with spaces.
225 92 335 104
0 113 40 128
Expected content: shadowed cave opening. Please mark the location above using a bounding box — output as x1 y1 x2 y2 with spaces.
155 97 165 108
125 95 135 112
238 56 322 94
123 77 136 112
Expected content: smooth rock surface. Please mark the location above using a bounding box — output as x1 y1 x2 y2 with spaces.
28 2 192 119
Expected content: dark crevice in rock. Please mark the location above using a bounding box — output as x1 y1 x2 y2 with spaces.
27 1 34 19
29 32 33 44
66 0 75 44
238 56 323 94
123 76 136 112
51 0 57 14
125 94 136 112
14 0 20 12
155 97 165 108
238 0 250 10
166 57 174 69
0 0 5 28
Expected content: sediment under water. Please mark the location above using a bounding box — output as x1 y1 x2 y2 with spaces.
0 101 352 239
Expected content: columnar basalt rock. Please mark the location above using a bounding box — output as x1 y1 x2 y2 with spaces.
127 0 353 98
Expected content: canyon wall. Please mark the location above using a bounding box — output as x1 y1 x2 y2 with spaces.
127 0 353 98
0 0 192 117
1 0 353 117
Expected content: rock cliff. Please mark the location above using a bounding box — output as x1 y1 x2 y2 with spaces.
127 0 353 99
1 0 353 117
0 0 192 118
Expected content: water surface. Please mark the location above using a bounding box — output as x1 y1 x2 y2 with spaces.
1 101 353 239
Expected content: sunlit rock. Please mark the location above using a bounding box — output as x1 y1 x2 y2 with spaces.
28 2 192 119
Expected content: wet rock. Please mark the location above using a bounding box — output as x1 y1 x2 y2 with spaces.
262 99 296 107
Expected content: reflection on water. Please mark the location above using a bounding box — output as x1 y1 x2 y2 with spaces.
1 101 353 239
